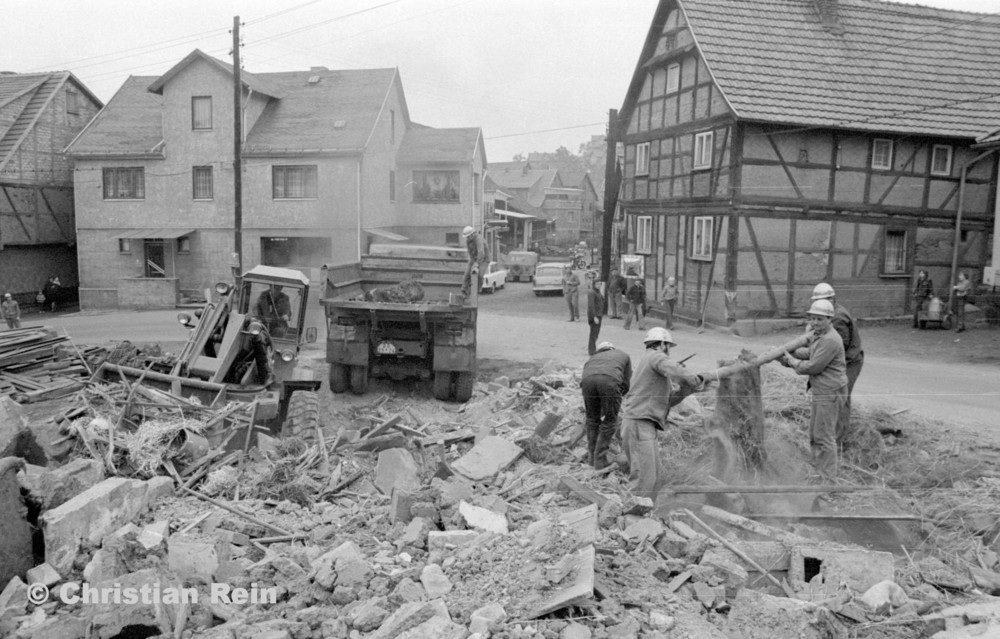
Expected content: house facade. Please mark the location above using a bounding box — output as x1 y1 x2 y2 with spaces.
616 0 1000 328
0 72 102 304
67 50 485 309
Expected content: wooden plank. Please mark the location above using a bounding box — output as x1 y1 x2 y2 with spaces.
558 476 608 508
419 428 475 448
559 504 598 548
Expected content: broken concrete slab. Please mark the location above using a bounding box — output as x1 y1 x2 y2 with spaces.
427 530 481 551
83 569 182 639
724 588 830 639
390 488 417 524
375 449 420 496
788 545 894 596
137 521 170 551
623 517 664 544
560 504 599 548
0 577 28 621
0 457 32 587
18 458 105 510
83 549 128 584
369 601 439 639
40 477 152 574
0 397 28 458
167 534 232 583
451 436 522 481
25 563 60 588
859 580 909 611
395 615 468 639
459 501 509 534
528 545 596 618
469 602 507 634
419 564 453 597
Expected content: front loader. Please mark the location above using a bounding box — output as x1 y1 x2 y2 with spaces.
94 265 322 447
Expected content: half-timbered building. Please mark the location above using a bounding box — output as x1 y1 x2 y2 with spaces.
616 0 1000 329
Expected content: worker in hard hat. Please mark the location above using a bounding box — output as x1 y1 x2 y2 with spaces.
619 327 711 499
581 341 632 470
460 225 490 297
810 283 863 421
779 298 848 477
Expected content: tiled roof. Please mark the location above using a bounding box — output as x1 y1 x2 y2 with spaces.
66 76 164 156
396 127 484 164
242 68 399 154
67 51 406 157
147 50 284 99
635 0 1000 139
0 73 48 109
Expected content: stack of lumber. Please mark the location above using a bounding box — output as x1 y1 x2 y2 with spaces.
0 326 101 403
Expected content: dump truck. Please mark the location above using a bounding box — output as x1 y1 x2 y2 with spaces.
320 243 477 402
94 265 322 444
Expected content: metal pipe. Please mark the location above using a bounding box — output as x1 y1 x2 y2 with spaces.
947 149 996 308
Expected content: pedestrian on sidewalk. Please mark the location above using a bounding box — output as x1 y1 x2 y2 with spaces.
43 276 62 313
953 271 971 333
581 341 632 470
912 270 933 328
620 327 710 499
661 276 678 329
623 280 646 330
2 293 21 329
586 271 605 355
607 268 626 319
779 299 848 478
562 266 580 321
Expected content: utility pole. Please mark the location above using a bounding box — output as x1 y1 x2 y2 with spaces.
232 16 243 272
600 109 619 285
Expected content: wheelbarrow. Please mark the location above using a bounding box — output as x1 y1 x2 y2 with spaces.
917 296 953 330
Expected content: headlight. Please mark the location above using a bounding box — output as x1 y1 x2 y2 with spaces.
280 350 295 362
215 282 231 295
177 313 192 326
247 321 264 336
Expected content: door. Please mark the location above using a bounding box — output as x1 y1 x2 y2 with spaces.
144 241 166 278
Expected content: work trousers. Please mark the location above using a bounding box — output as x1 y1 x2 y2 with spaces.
912 296 929 327
461 263 484 297
608 293 622 318
565 290 580 320
4 317 19 330
622 301 645 330
621 418 662 499
810 386 848 477
581 374 622 469
587 317 602 355
663 299 676 329
844 354 864 422
955 296 967 330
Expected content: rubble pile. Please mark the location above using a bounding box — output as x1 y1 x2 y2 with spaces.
0 326 104 404
5 357 1000 638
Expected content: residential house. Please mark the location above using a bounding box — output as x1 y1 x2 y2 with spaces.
0 71 102 304
66 49 485 309
615 0 1000 328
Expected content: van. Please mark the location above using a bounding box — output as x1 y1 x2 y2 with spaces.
504 250 539 282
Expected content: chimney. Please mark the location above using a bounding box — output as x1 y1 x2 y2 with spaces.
813 0 845 35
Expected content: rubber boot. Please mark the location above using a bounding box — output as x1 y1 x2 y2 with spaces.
593 431 612 470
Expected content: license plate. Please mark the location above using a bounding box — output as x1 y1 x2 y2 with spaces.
376 341 396 355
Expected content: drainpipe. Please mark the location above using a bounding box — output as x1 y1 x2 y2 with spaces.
947 149 996 309
357 158 363 261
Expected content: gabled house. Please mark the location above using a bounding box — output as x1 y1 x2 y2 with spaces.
66 50 485 309
615 0 1000 329
0 71 102 303
486 166 598 247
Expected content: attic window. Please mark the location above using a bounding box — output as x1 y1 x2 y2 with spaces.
66 89 79 115
333 120 347 129
307 75 321 84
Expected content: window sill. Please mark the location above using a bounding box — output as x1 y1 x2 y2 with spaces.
273 197 319 201
879 272 910 279
104 198 145 202
691 255 713 262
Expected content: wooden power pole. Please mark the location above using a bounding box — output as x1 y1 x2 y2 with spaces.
232 16 243 272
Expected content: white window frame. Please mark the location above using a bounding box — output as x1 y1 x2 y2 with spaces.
636 142 650 176
636 216 653 254
694 131 714 170
192 166 213 200
872 138 893 170
931 145 953 176
666 63 680 94
882 228 908 275
692 216 714 260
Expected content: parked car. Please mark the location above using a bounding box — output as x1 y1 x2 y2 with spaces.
481 261 509 293
504 250 539 282
533 262 569 296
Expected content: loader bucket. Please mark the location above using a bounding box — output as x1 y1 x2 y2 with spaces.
93 362 228 408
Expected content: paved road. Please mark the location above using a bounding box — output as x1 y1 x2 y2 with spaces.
25 282 998 428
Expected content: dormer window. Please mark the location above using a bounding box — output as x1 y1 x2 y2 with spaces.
192 96 212 130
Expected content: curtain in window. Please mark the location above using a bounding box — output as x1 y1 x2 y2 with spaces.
884 232 906 273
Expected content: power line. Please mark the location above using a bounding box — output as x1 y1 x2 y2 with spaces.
486 123 607 140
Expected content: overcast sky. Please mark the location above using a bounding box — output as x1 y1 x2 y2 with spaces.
3 0 996 163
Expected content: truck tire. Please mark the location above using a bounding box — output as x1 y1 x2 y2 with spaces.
283 391 320 441
454 372 474 402
350 365 369 394
329 363 349 393
433 371 451 401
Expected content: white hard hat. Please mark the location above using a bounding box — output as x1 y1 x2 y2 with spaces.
462 226 475 238
643 326 676 346
596 341 614 352
807 299 835 317
811 283 835 300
